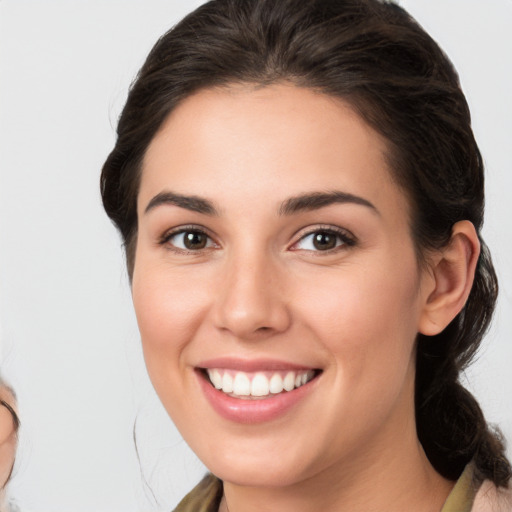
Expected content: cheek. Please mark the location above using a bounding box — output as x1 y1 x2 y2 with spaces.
293 262 422 459
295 256 421 391
131 262 214 432
131 260 213 370
300 259 420 335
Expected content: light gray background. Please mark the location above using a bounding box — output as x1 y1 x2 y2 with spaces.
0 1 510 511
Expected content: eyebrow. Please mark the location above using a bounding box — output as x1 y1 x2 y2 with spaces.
279 191 379 216
144 189 378 217
144 191 219 216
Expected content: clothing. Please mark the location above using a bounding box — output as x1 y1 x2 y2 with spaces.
441 463 512 512
441 463 479 512
174 473 222 512
174 464 512 512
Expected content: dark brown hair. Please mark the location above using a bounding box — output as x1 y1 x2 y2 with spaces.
101 0 511 486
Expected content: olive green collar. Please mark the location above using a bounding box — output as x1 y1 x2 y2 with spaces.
441 463 478 512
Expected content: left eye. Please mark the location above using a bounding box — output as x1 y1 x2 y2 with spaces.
293 230 349 251
165 229 215 251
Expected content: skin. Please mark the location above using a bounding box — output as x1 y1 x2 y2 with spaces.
132 84 478 511
0 383 17 498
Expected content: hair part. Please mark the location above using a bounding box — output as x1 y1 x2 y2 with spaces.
101 0 511 485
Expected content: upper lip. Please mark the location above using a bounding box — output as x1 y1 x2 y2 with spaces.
196 357 317 372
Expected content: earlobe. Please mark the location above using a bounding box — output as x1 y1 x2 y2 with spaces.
418 220 480 336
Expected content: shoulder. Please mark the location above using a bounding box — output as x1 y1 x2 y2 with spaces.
472 480 512 512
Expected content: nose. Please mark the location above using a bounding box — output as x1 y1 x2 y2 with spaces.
212 253 291 340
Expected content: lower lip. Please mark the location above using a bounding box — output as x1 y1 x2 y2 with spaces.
197 371 319 424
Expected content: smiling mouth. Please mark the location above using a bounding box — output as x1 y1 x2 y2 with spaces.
201 368 321 400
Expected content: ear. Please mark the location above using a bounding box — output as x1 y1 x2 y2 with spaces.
418 220 480 336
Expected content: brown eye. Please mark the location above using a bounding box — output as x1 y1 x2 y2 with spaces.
312 232 337 250
183 231 208 250
293 228 355 252
164 229 214 251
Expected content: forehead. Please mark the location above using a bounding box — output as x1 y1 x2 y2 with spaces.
139 84 409 219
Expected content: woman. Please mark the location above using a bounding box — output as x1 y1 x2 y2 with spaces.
0 380 18 511
101 0 511 510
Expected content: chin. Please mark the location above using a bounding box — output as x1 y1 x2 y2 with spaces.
211 459 309 488
191 434 320 489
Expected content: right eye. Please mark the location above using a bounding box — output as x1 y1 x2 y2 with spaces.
162 228 216 252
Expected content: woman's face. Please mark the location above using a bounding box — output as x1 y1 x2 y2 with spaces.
132 84 434 487
0 384 17 488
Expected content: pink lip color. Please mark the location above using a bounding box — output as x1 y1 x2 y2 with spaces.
197 357 313 372
196 367 319 424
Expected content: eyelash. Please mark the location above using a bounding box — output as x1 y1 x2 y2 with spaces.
159 225 357 254
290 226 356 253
159 225 217 254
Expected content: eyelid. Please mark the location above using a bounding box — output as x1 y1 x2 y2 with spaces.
157 223 356 254
289 225 357 252
159 224 219 252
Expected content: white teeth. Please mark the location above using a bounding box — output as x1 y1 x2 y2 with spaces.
251 373 269 397
233 372 251 396
206 368 316 397
269 373 284 394
209 369 222 389
222 372 234 393
283 372 295 392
